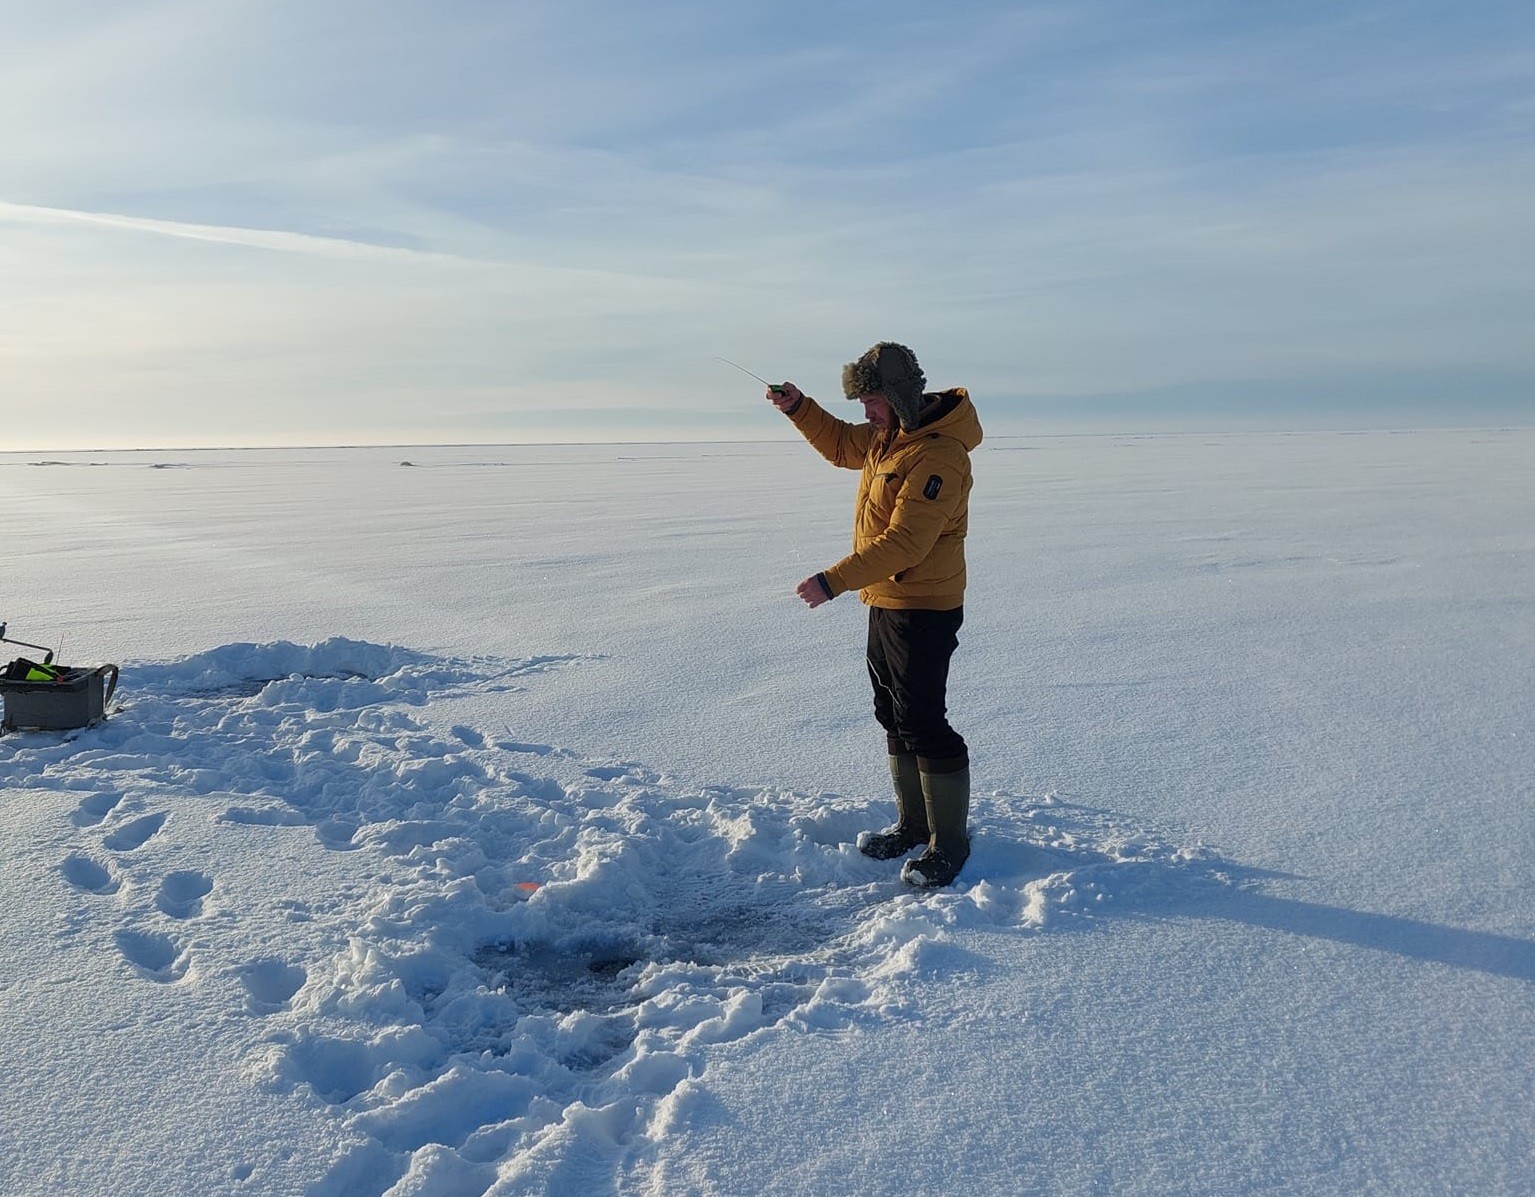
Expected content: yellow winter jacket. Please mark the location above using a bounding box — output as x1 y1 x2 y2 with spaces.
788 388 983 610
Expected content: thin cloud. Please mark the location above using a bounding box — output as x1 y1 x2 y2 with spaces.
0 201 470 264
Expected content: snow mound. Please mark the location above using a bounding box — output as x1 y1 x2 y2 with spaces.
124 636 582 702
10 640 1228 1194
126 637 429 694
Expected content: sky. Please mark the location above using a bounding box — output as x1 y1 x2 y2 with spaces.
1 0 1533 449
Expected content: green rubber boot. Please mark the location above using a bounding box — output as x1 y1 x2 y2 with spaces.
859 754 930 860
902 766 970 887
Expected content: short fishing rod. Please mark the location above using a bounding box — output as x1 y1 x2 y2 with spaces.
713 356 784 395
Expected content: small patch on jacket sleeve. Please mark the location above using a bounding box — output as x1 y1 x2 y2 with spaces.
923 474 944 500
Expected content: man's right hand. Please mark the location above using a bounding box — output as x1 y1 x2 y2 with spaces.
768 382 803 413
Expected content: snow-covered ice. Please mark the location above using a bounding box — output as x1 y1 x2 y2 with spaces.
1 429 1531 1195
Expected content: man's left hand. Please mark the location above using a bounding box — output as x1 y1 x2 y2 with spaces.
796 575 832 608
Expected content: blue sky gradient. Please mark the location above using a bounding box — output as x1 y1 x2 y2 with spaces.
2 0 1532 447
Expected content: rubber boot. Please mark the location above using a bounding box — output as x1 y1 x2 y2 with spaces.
859 754 930 859
901 766 970 887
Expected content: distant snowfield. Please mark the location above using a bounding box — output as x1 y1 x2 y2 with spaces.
1 429 1531 1196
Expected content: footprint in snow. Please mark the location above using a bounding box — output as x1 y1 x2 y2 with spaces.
156 871 213 919
282 1033 381 1104
585 764 658 783
239 959 308 1014
102 811 167 852
496 739 563 756
61 854 120 895
218 805 307 828
315 817 361 851
72 792 124 827
450 725 484 749
115 929 189 983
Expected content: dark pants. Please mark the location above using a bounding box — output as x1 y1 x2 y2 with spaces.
866 606 967 770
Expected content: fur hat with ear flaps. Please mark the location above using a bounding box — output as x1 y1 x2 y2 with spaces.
842 342 928 431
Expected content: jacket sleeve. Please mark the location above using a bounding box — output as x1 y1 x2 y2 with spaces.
785 396 875 470
821 443 966 596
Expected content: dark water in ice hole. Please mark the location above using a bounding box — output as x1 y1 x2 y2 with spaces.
475 900 853 1015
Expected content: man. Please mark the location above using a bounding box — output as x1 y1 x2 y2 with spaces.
769 342 983 887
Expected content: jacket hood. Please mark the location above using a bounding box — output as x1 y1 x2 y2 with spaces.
902 387 982 452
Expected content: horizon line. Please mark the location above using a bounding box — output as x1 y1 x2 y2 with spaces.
3 424 1533 457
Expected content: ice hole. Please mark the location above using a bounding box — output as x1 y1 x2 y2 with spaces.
476 938 653 1015
474 896 848 1018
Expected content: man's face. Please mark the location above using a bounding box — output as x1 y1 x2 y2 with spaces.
859 393 896 430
